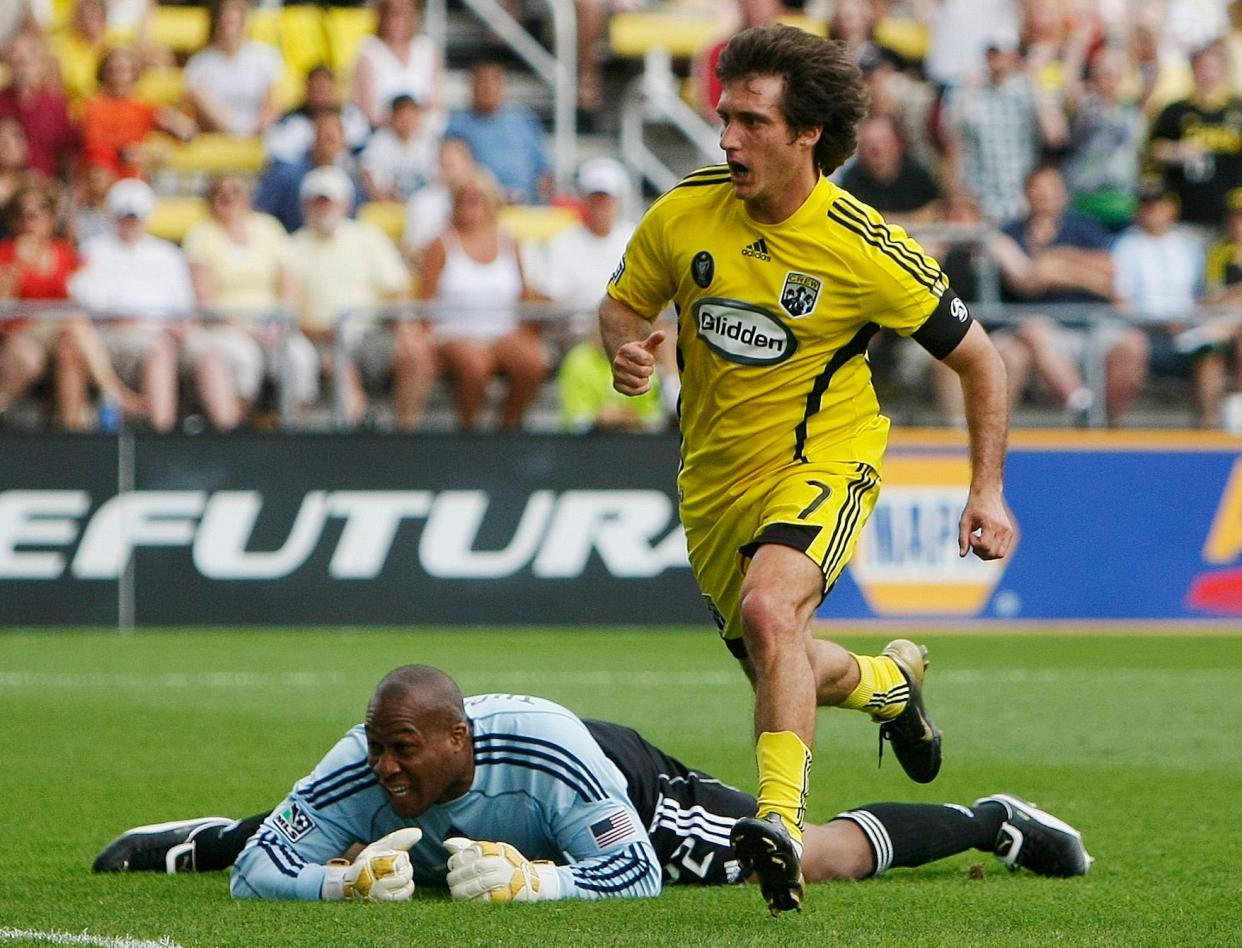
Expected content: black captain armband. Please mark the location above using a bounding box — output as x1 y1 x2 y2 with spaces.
911 291 973 361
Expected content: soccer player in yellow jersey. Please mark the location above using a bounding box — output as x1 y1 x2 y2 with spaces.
600 25 1014 915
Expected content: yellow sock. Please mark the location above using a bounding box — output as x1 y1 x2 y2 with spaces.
840 653 908 720
754 730 811 843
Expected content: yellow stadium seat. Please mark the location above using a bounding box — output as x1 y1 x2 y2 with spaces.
358 201 407 242
278 4 332 78
165 134 266 175
247 7 282 48
499 205 580 243
135 67 186 108
147 196 207 244
872 17 929 64
325 6 378 73
150 5 210 56
609 12 717 59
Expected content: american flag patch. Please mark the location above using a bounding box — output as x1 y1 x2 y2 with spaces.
590 810 637 848
273 803 314 842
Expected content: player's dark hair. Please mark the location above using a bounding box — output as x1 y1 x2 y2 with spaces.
716 25 869 176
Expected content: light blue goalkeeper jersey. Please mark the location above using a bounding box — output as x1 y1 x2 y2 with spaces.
230 693 661 900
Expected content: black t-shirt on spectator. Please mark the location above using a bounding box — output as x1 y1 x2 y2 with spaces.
839 155 941 215
1149 97 1242 226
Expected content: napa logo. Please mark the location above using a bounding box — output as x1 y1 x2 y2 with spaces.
693 298 796 366
848 456 1015 616
1189 457 1242 614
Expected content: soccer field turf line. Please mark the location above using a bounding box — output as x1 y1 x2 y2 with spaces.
1 628 1239 947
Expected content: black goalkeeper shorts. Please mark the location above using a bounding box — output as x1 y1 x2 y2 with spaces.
584 719 756 886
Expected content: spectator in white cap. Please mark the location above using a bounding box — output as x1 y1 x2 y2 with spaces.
287 165 433 429
69 178 192 431
255 108 362 233
535 158 671 434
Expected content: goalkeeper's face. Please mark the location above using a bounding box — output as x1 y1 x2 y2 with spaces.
365 694 473 818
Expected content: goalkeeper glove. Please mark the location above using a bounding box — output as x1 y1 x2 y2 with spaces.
444 837 563 903
321 827 422 901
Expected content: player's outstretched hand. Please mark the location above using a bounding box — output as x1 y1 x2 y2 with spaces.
321 827 421 901
612 330 666 396
445 837 562 903
959 491 1014 560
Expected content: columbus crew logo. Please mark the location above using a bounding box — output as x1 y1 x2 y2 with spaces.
691 251 714 288
780 272 822 318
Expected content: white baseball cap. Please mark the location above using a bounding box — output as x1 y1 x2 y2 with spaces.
106 178 156 220
577 158 629 199
299 166 355 205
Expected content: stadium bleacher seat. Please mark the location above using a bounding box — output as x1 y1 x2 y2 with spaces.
135 67 186 108
609 10 824 60
150 5 209 57
326 6 378 74
358 200 407 242
163 133 265 176
499 205 579 243
872 17 929 64
147 195 207 244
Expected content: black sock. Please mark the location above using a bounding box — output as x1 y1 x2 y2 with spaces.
193 813 268 871
832 801 1006 876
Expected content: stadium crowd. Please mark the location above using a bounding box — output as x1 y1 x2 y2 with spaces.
1 0 1241 433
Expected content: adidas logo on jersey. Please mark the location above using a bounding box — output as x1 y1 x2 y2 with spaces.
741 237 770 261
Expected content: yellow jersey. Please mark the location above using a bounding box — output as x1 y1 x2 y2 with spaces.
607 167 963 512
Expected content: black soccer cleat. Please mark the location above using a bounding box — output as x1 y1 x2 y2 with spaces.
876 639 942 784
92 817 234 873
730 813 805 917
975 794 1093 877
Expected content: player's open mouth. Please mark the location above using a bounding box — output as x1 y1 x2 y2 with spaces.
728 161 749 179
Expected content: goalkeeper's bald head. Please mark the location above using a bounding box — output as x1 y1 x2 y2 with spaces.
373 664 468 732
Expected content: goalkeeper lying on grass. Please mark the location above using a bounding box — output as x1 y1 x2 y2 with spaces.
94 664 1091 902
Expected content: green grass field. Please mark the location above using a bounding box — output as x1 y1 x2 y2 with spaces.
2 627 1240 947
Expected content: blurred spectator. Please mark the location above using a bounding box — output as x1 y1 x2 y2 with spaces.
830 0 880 64
942 28 1066 224
1148 40 1242 231
445 61 552 205
359 93 439 202
988 164 1108 421
572 0 618 125
49 0 109 105
1205 187 1242 302
0 1 38 52
287 166 431 430
80 46 195 178
858 46 940 176
1061 42 1149 232
1110 178 1220 427
184 0 283 138
419 167 546 430
69 179 192 432
544 158 661 433
838 113 941 222
0 182 144 430
0 30 78 179
534 158 633 318
401 136 475 268
182 175 314 428
0 118 42 232
351 0 442 129
263 64 370 165
922 0 1023 91
66 162 115 246
256 108 362 233
694 0 789 123
1230 1 1242 97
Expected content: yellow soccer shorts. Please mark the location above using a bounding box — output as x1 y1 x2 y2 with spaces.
683 460 881 657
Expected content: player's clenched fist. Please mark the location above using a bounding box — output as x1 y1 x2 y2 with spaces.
444 837 562 902
321 827 421 901
612 330 666 396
